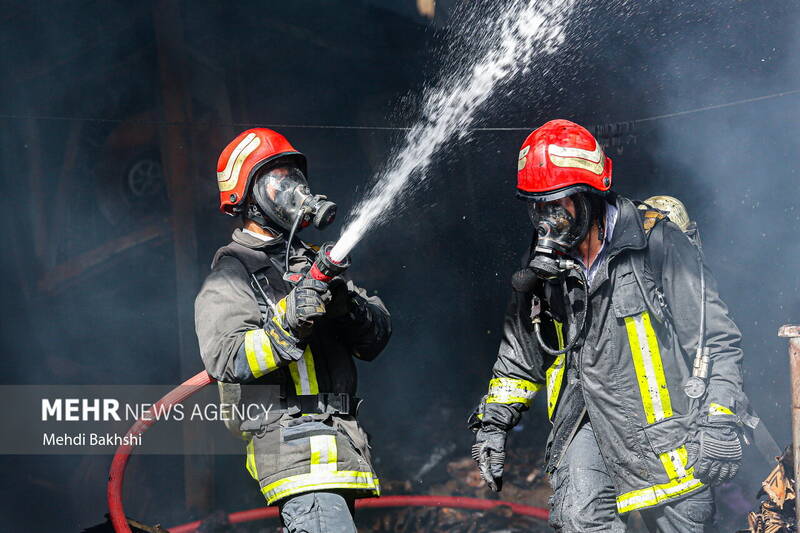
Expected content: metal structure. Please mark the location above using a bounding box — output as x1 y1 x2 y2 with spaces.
778 323 800 527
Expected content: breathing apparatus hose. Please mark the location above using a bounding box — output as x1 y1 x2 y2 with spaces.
533 262 589 356
285 207 307 273
685 243 709 410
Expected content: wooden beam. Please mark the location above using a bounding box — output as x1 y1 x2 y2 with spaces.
22 118 47 264
152 0 214 514
47 121 84 270
37 219 170 294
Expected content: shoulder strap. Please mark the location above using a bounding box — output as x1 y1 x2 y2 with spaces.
629 208 670 322
214 242 289 319
645 215 667 294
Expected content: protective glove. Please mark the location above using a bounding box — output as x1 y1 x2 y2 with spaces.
471 424 507 491
686 423 742 486
284 277 331 338
324 277 351 320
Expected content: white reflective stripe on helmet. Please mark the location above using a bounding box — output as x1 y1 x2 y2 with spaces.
548 141 606 176
217 132 261 192
548 141 604 163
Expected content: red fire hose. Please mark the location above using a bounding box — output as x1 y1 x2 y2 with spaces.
167 495 549 532
108 370 215 533
107 372 549 533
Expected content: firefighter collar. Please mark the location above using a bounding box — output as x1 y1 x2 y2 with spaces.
232 228 285 250
242 228 278 243
569 201 618 286
606 196 649 255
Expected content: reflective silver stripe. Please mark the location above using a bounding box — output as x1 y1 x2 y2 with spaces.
251 330 270 371
668 450 687 478
616 474 704 514
310 435 337 473
244 329 279 377
288 347 319 396
486 377 542 407
295 357 311 395
630 313 668 421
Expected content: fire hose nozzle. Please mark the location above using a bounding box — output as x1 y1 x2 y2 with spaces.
308 242 351 282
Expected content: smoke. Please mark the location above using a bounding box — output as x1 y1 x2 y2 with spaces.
574 2 800 523
621 0 800 443
0 1 798 530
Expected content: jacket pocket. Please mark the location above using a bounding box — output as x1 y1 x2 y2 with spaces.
642 413 692 455
275 414 339 476
280 413 336 442
612 271 647 318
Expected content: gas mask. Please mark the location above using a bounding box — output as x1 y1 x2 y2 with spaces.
250 164 336 232
525 193 591 278
508 192 596 357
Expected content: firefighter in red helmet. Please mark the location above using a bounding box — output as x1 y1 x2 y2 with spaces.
196 128 391 532
470 120 751 531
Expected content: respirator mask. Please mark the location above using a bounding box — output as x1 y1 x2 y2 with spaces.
251 164 337 233
511 192 596 357
250 162 338 274
526 193 591 278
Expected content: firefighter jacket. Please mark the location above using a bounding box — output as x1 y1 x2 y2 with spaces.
478 195 747 515
195 229 391 504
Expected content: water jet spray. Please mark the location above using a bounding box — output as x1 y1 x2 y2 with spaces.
326 0 579 264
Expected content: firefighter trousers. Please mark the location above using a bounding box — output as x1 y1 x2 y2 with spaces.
279 491 357 533
549 421 715 532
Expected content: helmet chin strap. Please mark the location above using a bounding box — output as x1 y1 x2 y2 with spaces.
245 201 307 274
245 202 284 238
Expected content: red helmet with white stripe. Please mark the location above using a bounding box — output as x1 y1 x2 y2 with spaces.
216 128 307 215
516 119 612 202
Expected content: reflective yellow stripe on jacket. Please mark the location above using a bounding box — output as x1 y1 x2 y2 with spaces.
310 435 338 472
245 438 258 480
486 377 542 407
270 296 320 396
244 329 280 378
289 347 319 395
545 320 566 419
261 470 380 504
261 430 377 504
617 311 703 513
708 402 735 416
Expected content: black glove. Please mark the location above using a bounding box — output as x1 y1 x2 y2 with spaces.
324 277 351 320
471 424 507 491
686 422 742 486
284 277 331 338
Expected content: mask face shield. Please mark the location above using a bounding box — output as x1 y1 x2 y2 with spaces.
250 162 338 232
528 193 591 255
252 165 311 231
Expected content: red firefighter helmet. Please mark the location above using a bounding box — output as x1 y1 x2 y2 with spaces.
216 128 307 215
516 119 612 202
